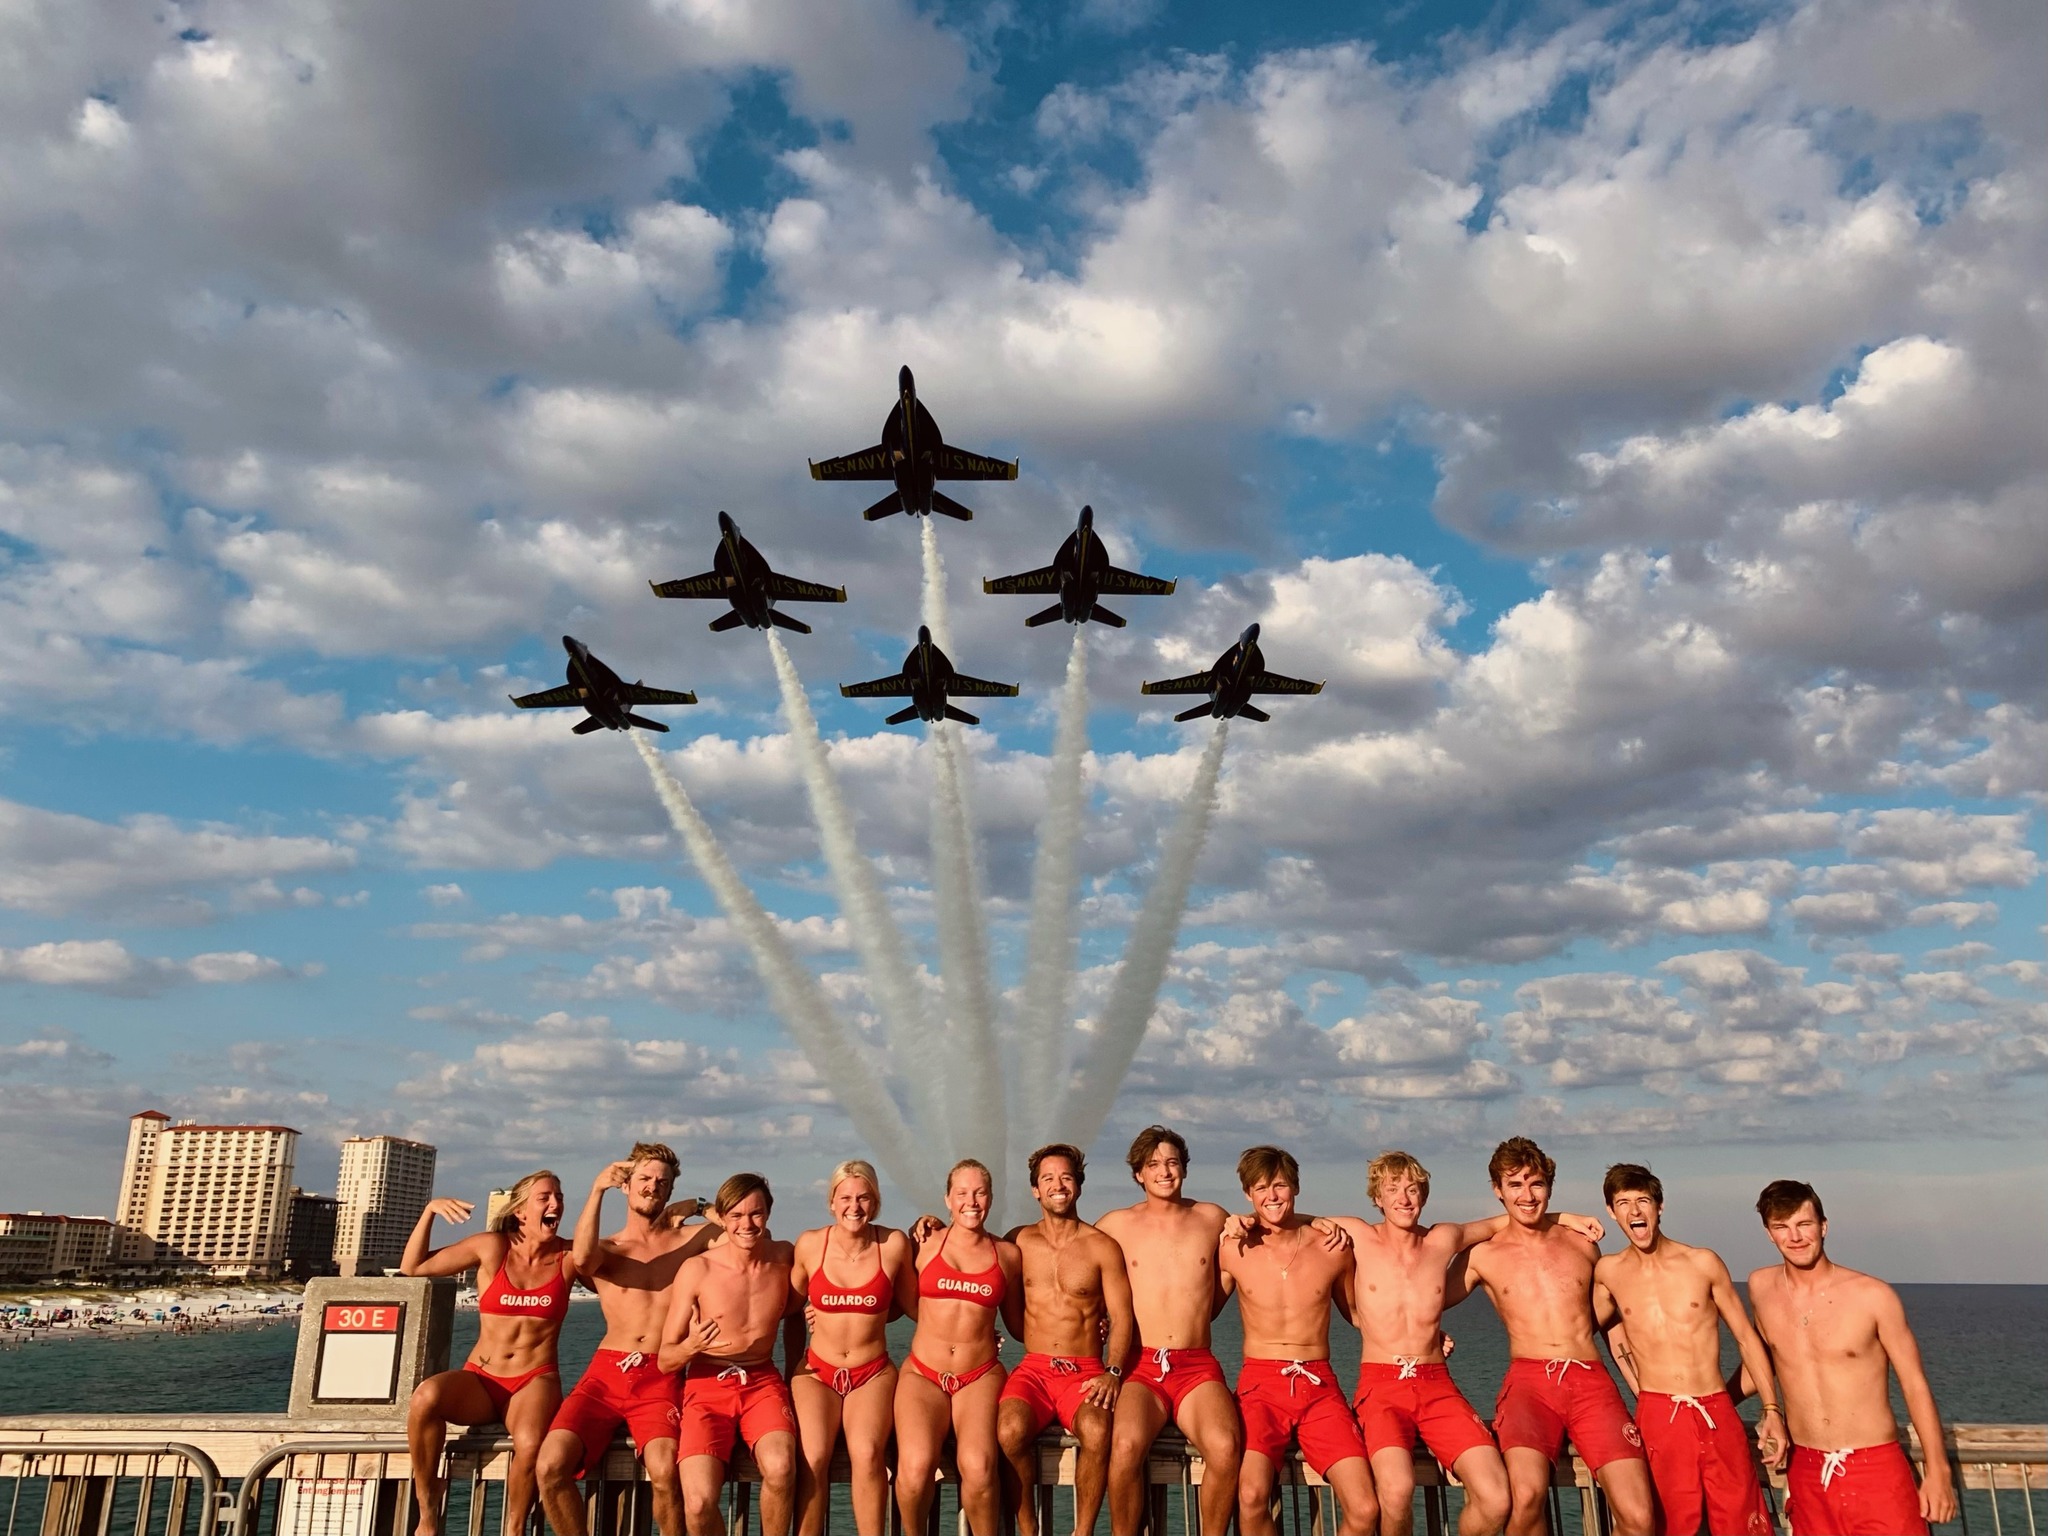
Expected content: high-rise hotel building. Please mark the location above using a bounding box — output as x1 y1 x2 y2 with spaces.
335 1134 436 1276
112 1110 299 1276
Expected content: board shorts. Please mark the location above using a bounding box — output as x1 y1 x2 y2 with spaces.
551 1349 681 1477
1635 1391 1772 1536
677 1359 797 1462
463 1360 559 1420
802 1347 892 1397
1787 1443 1929 1536
1001 1353 1101 1435
1353 1360 1495 1470
1237 1357 1368 1476
1492 1358 1645 1472
1128 1346 1230 1417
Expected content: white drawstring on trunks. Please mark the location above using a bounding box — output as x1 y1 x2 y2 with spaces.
616 1351 646 1372
1543 1358 1593 1387
830 1366 852 1395
1395 1357 1423 1380
1280 1360 1324 1394
1050 1358 1081 1374
1669 1395 1716 1429
716 1364 751 1386
1819 1449 1852 1489
1151 1347 1173 1377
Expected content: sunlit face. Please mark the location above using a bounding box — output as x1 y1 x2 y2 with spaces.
1135 1145 1186 1200
1374 1175 1429 1231
830 1177 877 1232
1608 1190 1662 1251
1245 1175 1297 1229
948 1168 991 1230
627 1159 677 1220
1494 1166 1551 1226
521 1178 565 1238
1764 1202 1827 1269
1033 1156 1080 1217
722 1191 770 1249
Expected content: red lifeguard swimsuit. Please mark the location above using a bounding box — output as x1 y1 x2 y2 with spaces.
804 1254 895 1395
465 1256 571 1417
906 1241 1007 1395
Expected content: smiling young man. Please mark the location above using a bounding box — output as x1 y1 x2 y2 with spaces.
1453 1138 1654 1536
1745 1179 1956 1536
1591 1164 1780 1536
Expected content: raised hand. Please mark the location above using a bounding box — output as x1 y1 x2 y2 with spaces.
425 1197 474 1225
1308 1215 1354 1252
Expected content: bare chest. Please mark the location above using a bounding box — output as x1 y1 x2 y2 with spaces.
1760 1290 1882 1374
1120 1222 1218 1286
1021 1235 1102 1305
700 1264 788 1340
1609 1271 1715 1339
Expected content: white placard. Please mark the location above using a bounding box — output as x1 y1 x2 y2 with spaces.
315 1332 401 1401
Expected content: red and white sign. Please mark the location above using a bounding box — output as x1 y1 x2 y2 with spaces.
314 1299 407 1402
322 1304 400 1333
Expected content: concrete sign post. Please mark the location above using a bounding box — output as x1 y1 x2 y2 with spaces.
289 1275 455 1420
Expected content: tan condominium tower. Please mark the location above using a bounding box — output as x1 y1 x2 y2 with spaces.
335 1134 437 1277
112 1111 299 1277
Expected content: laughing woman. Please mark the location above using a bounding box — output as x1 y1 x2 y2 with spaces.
402 1170 575 1536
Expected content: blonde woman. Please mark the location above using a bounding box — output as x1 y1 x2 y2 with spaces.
401 1170 575 1536
788 1161 917 1536
894 1159 1024 1536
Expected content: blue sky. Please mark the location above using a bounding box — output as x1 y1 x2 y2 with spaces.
0 0 2041 1276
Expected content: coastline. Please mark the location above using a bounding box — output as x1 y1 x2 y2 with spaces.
0 1283 303 1342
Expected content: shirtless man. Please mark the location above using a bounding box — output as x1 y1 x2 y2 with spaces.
538 1145 719 1536
659 1173 801 1536
1744 1179 1955 1536
996 1143 1136 1536
1099 1126 1245 1536
1452 1138 1653 1536
1334 1150 1603 1536
1222 1145 1379 1536
1592 1163 1781 1536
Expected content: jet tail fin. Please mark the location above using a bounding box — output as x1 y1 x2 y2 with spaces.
573 717 607 734
708 610 747 632
885 704 921 725
768 610 812 635
1089 605 1127 628
1236 703 1271 723
943 704 981 725
861 492 904 521
930 490 975 520
1025 603 1064 628
626 714 671 732
1174 703 1213 723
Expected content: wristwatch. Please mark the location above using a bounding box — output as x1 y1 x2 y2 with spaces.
1104 1364 1124 1379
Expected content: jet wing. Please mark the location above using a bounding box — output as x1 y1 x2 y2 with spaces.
936 447 1020 481
840 674 917 698
620 684 699 706
1098 566 1177 596
649 571 729 599
1249 671 1324 696
947 674 1021 698
510 684 586 709
982 565 1060 596
762 573 848 604
1140 672 1215 696
809 447 894 481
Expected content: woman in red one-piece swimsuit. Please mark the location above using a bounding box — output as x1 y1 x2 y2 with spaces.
894 1159 1024 1536
401 1170 575 1536
788 1159 917 1536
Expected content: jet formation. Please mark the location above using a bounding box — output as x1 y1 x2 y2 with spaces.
839 625 1019 726
809 366 1018 521
982 504 1175 628
510 635 698 733
1140 624 1324 723
650 511 847 634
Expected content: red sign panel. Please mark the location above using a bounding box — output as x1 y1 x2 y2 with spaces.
323 1303 401 1333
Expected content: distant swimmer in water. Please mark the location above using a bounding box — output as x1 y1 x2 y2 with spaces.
1743 1179 1955 1536
537 1145 721 1536
1592 1163 1781 1536
402 1170 575 1536
659 1173 802 1536
895 1159 1024 1536
787 1161 916 1536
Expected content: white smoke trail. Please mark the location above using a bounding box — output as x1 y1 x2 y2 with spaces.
928 719 1007 1188
766 632 951 1157
919 518 955 654
1016 628 1090 1151
633 733 938 1210
1057 720 1229 1153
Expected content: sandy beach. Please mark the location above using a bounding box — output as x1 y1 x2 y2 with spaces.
0 1283 303 1342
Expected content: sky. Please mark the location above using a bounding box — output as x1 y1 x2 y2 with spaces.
0 0 2041 1280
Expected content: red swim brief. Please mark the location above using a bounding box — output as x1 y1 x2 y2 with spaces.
463 1359 559 1421
1237 1357 1368 1477
1787 1442 1928 1536
904 1353 1002 1396
677 1359 797 1463
1635 1391 1772 1536
1128 1346 1229 1417
803 1347 893 1397
1001 1353 1102 1435
1492 1358 1644 1472
1353 1360 1496 1471
550 1349 681 1477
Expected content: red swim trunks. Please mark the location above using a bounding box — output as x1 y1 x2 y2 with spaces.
1635 1391 1772 1536
677 1359 797 1462
463 1360 559 1421
1237 1357 1368 1476
1786 1443 1928 1536
1001 1353 1102 1435
803 1347 893 1397
1353 1360 1495 1471
1129 1346 1230 1417
1492 1358 1644 1472
551 1349 681 1477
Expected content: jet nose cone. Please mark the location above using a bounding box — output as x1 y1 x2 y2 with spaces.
899 365 914 391
561 634 580 653
718 510 735 535
1241 622 1260 645
1079 504 1094 527
917 624 932 644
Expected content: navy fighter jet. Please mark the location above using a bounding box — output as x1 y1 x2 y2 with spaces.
810 366 1018 521
510 636 698 734
649 512 848 635
1140 624 1323 723
840 625 1019 725
983 504 1176 628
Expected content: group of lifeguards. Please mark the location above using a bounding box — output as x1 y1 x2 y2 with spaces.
398 1130 1956 1536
